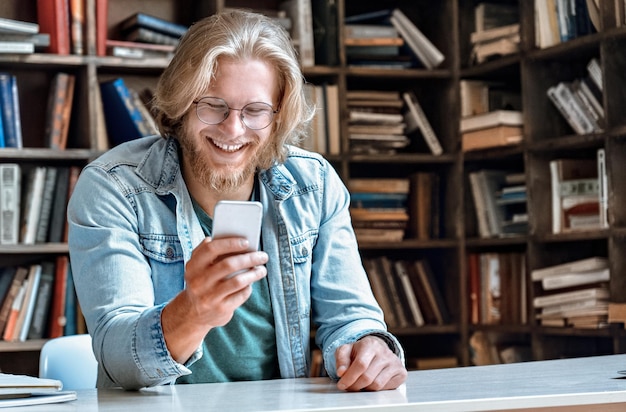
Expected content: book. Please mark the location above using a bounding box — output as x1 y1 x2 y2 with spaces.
547 81 600 135
344 24 398 39
531 256 608 281
389 9 444 69
412 260 450 324
48 256 68 338
324 83 340 155
0 73 23 148
19 166 47 245
44 72 76 150
533 286 609 308
597 148 608 228
280 0 315 67
460 110 523 133
470 23 520 44
0 33 50 48
407 172 435 240
348 178 410 194
0 164 21 245
100 78 150 146
461 125 523 152
311 0 339 66
27 261 55 339
0 267 16 308
0 17 39 34
14 264 42 341
119 13 188 39
541 267 610 290
63 265 77 335
468 170 508 238
393 260 425 327
96 0 108 56
0 266 27 337
34 167 58 244
124 27 180 46
549 158 598 233
0 41 35 53
0 373 76 407
37 0 71 55
402 91 443 155
471 33 520 64
69 0 84 55
376 256 410 327
363 258 398 328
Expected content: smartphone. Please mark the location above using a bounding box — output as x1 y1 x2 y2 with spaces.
212 200 263 252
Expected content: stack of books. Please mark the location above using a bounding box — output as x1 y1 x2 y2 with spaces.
468 170 528 239
362 257 450 328
99 78 158 147
535 0 596 49
115 12 187 56
0 17 48 54
547 58 604 135
460 79 523 152
470 2 519 64
348 178 410 243
532 257 610 328
549 152 606 234
344 8 444 70
347 90 408 154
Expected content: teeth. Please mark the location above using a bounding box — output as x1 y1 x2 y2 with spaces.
212 139 244 152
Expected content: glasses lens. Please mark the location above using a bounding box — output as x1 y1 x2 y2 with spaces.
242 102 275 130
196 97 228 125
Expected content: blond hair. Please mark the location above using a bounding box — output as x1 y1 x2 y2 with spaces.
153 10 313 165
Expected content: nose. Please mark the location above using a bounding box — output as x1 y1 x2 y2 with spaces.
220 108 247 135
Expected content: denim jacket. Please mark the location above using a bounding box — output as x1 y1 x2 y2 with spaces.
68 135 403 389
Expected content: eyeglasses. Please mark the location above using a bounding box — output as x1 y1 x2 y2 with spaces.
193 96 278 130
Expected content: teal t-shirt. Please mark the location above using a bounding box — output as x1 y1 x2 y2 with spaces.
177 198 279 383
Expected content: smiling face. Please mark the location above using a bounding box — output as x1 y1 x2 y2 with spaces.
178 57 279 196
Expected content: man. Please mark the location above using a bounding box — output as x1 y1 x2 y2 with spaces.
68 10 406 391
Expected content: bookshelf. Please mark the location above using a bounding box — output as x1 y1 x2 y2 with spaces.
1 0 626 377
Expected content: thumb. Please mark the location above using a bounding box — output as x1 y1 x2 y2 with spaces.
334 343 353 377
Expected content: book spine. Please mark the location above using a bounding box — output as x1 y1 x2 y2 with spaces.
129 13 188 37
37 0 71 55
0 74 23 148
402 92 443 155
0 266 28 336
597 148 608 228
547 83 590 135
48 256 68 338
27 262 55 339
69 0 84 55
16 264 42 341
20 167 47 245
126 27 180 46
390 9 444 68
44 73 71 149
0 164 21 245
96 0 108 56
35 167 58 243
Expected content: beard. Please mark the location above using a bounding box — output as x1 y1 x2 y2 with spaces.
178 123 275 194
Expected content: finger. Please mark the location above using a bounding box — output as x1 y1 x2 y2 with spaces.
191 236 252 266
334 343 354 377
336 354 377 391
215 251 269 280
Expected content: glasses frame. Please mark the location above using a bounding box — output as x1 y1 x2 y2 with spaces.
192 96 279 130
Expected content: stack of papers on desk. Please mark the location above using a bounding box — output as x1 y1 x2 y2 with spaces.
0 373 76 407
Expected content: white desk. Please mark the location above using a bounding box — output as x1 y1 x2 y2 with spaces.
9 354 626 411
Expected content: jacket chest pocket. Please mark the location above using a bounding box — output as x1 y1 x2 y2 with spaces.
139 234 184 303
